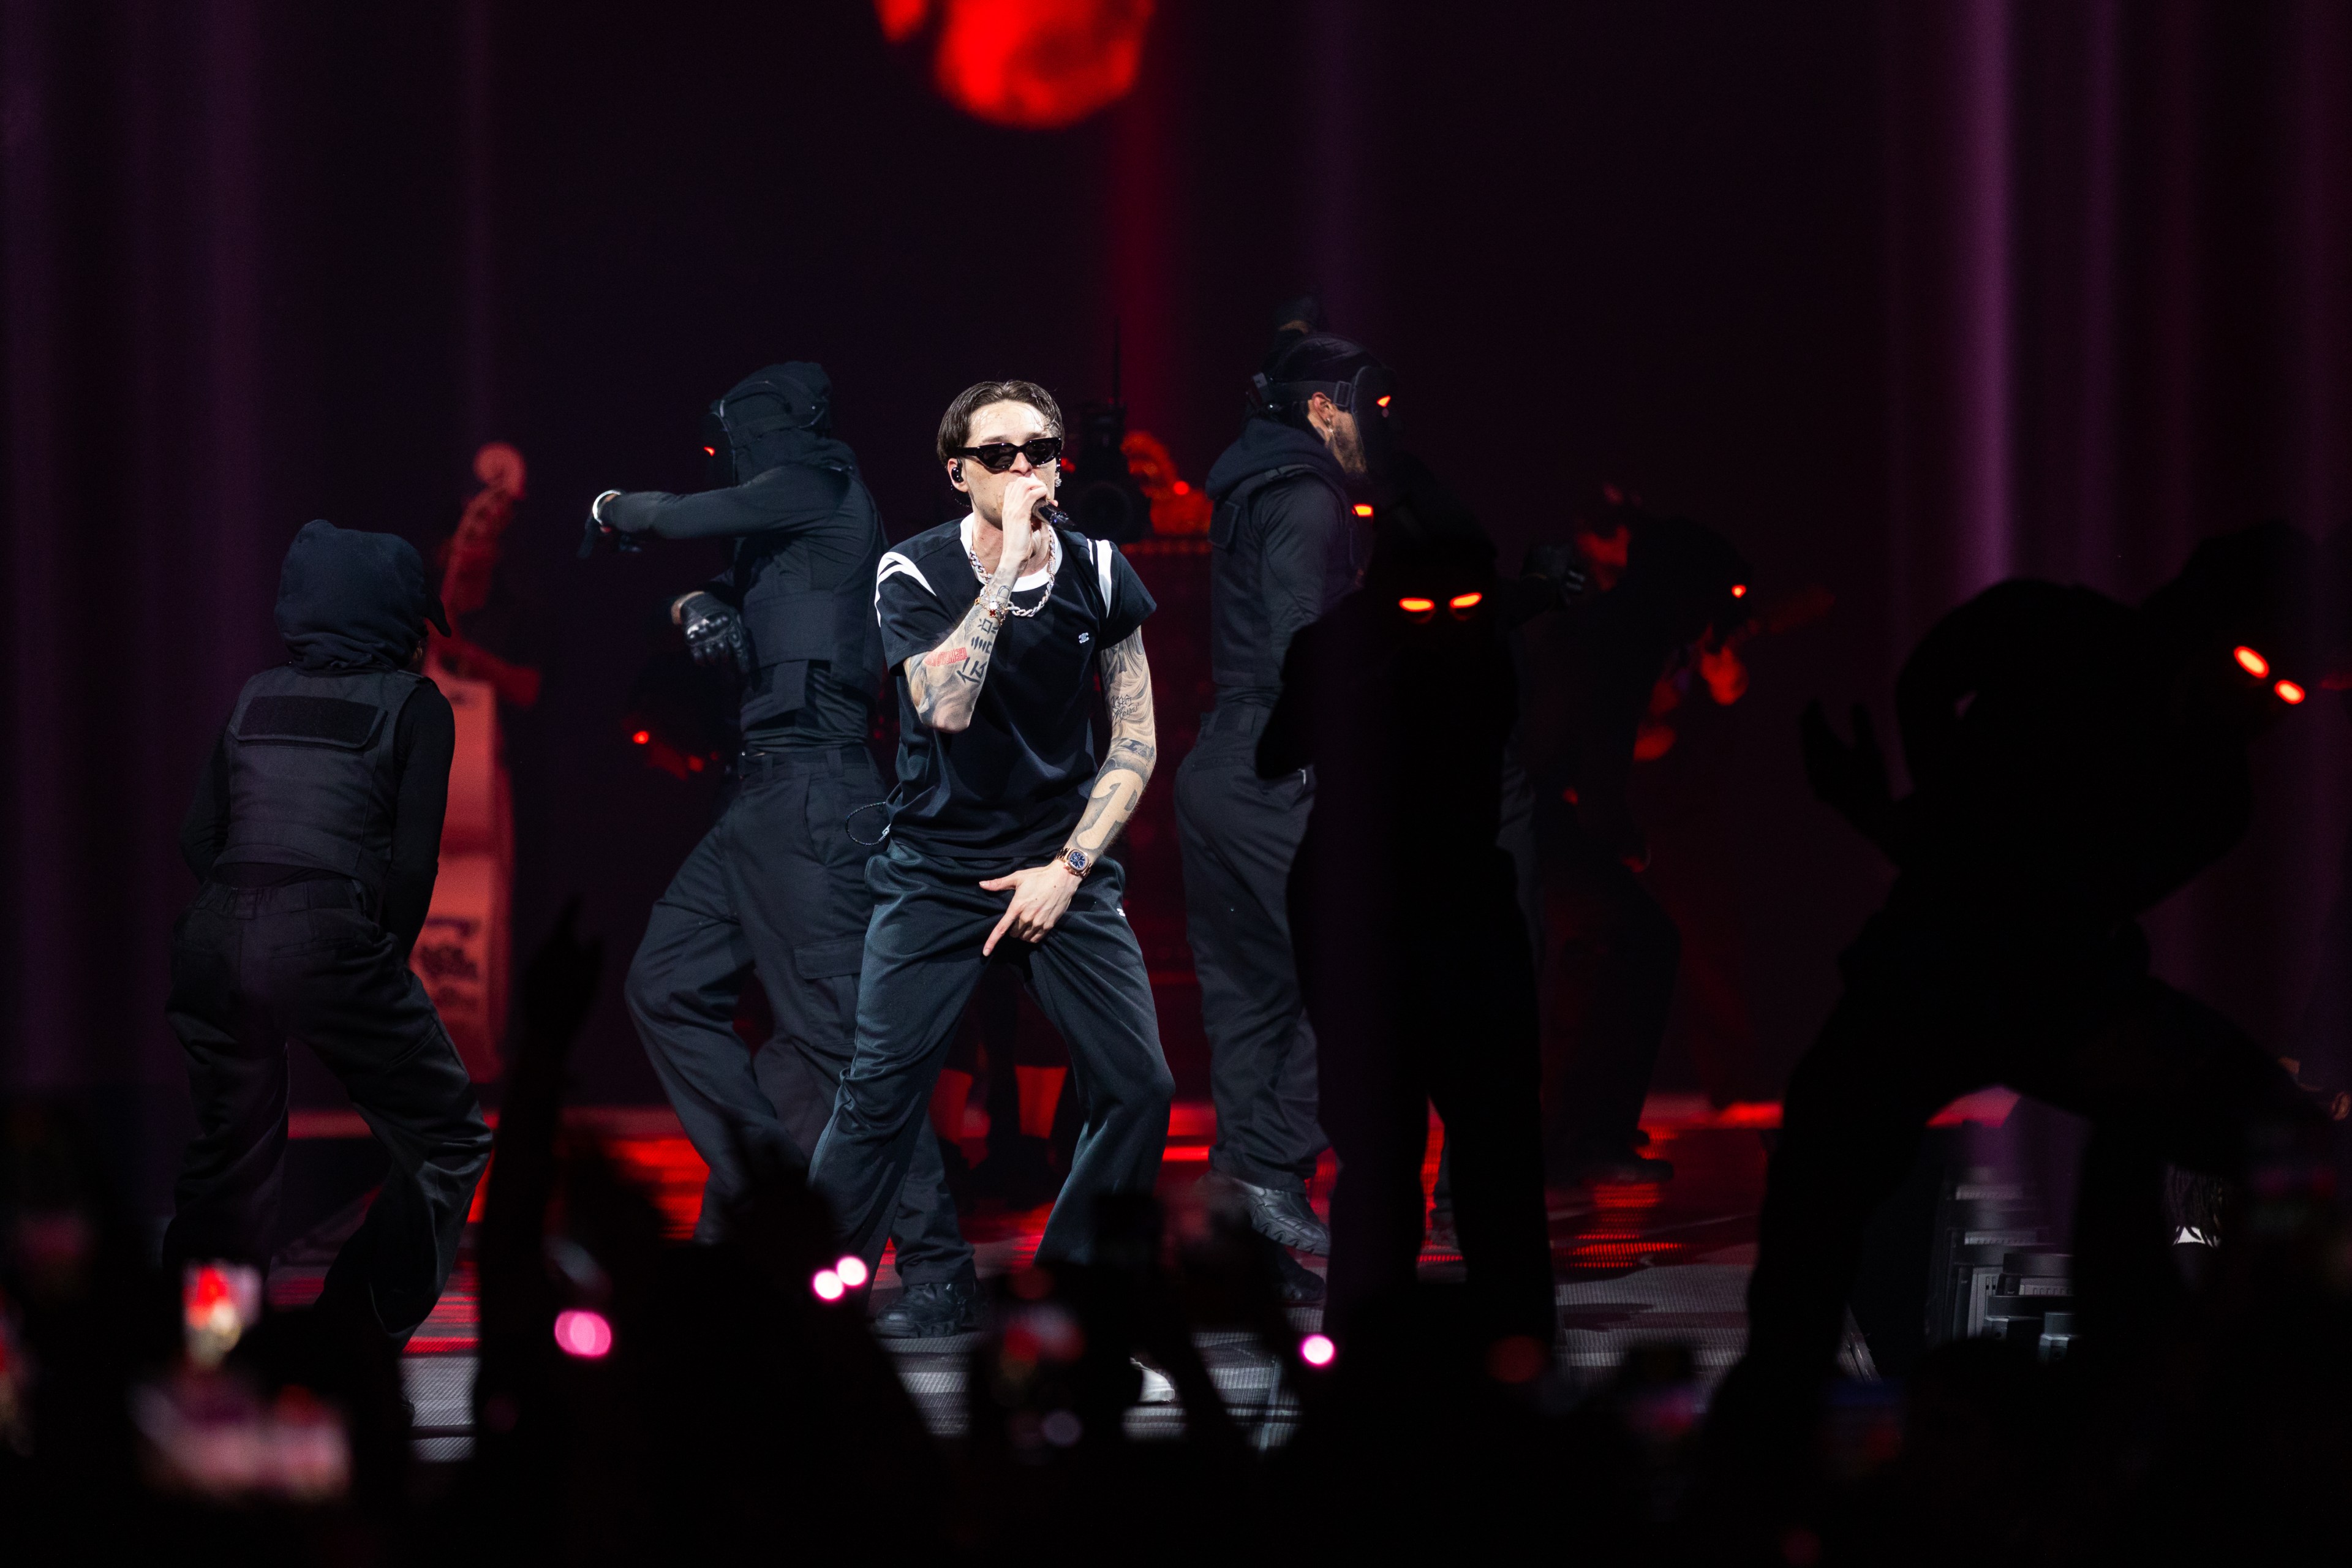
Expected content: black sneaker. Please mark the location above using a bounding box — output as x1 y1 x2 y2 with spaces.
1235 1179 1330 1255
1274 1249 1326 1305
873 1278 979 1338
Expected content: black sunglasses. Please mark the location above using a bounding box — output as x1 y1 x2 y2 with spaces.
952 437 1063 474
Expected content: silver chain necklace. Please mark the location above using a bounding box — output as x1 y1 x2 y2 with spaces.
967 540 1055 618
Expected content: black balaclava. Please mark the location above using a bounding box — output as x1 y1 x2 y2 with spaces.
2141 519 2323 681
276 519 449 673
702 361 850 487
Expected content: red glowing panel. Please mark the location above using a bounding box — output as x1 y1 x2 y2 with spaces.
2234 646 2269 678
631 730 650 745
894 0 1158 130
1398 597 1435 614
1352 503 1374 518
554 1309 612 1359
1449 592 1483 610
2277 680 2307 704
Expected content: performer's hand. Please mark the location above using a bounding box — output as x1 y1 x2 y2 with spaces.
676 592 749 675
999 473 1050 569
979 863 1079 954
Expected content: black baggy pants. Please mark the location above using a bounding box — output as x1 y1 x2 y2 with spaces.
164 878 492 1338
810 840 1174 1268
1176 707 1326 1194
1539 835 1681 1171
625 746 968 1281
1727 911 2328 1413
1297 853 1557 1346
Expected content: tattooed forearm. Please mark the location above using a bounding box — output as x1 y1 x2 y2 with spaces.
907 560 1020 732
1063 631 1158 863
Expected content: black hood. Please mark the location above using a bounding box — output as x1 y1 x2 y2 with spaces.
712 361 858 483
1205 417 1346 504
275 519 448 672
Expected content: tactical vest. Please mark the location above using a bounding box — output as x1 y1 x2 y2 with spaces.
1208 464 1352 707
734 473 889 729
213 664 423 892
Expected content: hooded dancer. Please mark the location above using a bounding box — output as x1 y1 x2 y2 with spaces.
808 380 1173 1326
1714 523 2335 1461
1177 329 1376 1260
1261 524 1557 1346
591 364 969 1332
167 521 493 1344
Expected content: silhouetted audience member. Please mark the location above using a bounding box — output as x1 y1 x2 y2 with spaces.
1261 522 1555 1349
1515 504 1752 1183
1717 523 2334 1464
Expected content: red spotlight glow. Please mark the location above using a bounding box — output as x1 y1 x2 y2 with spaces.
1352 503 1374 518
702 445 716 456
1449 592 1483 611
1172 479 1189 495
553 1309 613 1359
2277 680 2307 704
631 730 651 745
835 1255 870 1290
2234 646 2269 678
1375 394 1391 409
1730 583 1747 598
811 1269 846 1302
1300 1333 1336 1367
921 0 1156 130
1398 597 1436 614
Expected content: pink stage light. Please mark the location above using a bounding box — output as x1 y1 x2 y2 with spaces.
1300 1333 1336 1367
812 1268 846 1302
835 1255 870 1290
553 1309 613 1359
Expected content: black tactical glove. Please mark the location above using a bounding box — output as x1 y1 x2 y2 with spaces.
1521 540 1591 604
677 592 750 676
578 491 647 559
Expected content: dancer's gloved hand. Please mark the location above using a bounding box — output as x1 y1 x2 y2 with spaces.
675 592 750 676
1799 699 1899 858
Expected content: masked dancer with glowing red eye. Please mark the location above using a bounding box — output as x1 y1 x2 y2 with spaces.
586 364 971 1331
1706 521 2335 1498
1257 511 1559 1351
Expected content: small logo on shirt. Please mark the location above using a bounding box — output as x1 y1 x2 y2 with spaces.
1077 631 1092 645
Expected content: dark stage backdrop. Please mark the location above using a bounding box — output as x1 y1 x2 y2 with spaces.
7 1 2351 1207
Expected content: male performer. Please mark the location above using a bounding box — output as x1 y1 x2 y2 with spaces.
809 380 1173 1325
1178 329 1378 1254
593 364 970 1332
167 520 492 1344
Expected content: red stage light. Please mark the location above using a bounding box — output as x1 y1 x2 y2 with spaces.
916 0 1157 130
1398 597 1435 614
702 445 716 456
1449 592 1483 611
2277 679 2307 704
631 730 650 745
553 1309 613 1359
1352 503 1374 518
811 1268 846 1302
835 1255 870 1290
1172 480 1189 495
1730 583 1747 598
1300 1333 1336 1367
2234 645 2269 678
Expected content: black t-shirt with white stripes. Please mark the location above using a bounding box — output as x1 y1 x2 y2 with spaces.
875 516 1155 866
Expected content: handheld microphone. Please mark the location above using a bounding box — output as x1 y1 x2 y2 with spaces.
1032 497 1072 530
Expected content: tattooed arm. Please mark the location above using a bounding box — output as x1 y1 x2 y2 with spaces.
904 557 1022 734
979 628 1158 954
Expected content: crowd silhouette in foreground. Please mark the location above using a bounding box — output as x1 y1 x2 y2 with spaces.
8 522 2352 1564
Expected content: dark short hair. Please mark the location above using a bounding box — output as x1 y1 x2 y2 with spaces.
937 380 1062 466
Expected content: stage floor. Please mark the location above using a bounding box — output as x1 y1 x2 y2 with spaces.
270 1096 1888 1459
